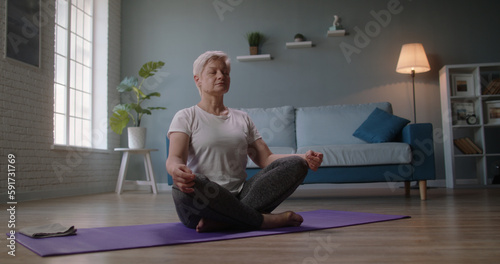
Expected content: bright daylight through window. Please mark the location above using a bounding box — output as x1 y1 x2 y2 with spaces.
53 0 93 147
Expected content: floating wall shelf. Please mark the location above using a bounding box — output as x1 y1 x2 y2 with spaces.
327 30 346 37
236 54 272 62
285 41 313 49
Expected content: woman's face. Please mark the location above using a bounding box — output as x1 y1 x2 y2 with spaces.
195 58 230 96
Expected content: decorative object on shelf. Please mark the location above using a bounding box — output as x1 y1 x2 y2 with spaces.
294 33 305 42
483 79 500 95
451 102 475 125
110 61 167 149
396 43 431 123
246 31 265 55
287 33 312 48
486 100 500 124
466 114 478 125
453 137 483 155
329 15 343 31
327 15 346 37
452 74 475 97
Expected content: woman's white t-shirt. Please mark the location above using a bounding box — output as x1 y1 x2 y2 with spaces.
168 105 262 194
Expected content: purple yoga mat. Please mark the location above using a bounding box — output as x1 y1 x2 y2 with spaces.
12 210 409 257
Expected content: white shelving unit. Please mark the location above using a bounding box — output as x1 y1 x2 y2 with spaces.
439 62 500 188
236 54 271 62
285 41 313 49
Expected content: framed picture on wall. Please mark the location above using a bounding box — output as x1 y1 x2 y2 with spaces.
452 74 475 97
5 0 41 67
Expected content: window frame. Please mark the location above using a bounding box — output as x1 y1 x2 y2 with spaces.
53 0 108 151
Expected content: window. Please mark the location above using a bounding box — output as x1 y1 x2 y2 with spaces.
54 0 107 149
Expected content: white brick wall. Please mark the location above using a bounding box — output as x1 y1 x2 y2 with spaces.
0 0 122 201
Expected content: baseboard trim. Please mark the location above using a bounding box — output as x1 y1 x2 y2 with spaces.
152 180 447 193
1 180 448 202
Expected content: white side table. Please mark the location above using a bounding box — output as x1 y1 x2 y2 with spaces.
114 148 158 194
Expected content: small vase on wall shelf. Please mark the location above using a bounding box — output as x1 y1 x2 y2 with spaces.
249 46 258 55
246 31 264 55
238 31 270 62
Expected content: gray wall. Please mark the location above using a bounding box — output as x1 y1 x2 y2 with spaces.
121 0 500 184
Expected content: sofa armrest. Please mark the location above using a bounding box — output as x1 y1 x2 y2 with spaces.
401 123 436 181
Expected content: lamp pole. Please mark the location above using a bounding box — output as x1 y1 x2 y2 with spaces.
411 69 416 123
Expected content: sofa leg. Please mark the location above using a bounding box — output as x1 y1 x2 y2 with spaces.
404 181 411 197
419 180 427 201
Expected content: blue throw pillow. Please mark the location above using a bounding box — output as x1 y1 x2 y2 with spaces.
353 108 410 143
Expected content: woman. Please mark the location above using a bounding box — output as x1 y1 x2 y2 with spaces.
166 51 323 232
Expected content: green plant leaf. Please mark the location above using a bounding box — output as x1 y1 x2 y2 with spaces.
142 92 161 100
133 86 146 100
113 103 134 113
134 104 144 114
246 32 264 46
110 61 168 134
138 61 165 79
147 106 166 111
109 109 130 135
117 76 138 92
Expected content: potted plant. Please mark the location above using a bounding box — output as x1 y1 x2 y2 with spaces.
246 31 264 55
294 33 305 42
110 61 166 149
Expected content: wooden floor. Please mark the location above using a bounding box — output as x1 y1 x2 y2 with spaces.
2 186 500 264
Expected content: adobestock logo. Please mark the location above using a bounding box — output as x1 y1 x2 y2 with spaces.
340 0 407 64
213 0 244 22
298 234 341 264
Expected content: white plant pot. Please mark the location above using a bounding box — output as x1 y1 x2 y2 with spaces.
128 127 147 149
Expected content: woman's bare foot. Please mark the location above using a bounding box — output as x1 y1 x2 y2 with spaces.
196 212 303 232
196 218 227 233
261 211 303 229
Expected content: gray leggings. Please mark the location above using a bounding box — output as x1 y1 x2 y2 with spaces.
172 156 308 230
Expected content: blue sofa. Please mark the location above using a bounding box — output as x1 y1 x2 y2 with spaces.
166 102 435 200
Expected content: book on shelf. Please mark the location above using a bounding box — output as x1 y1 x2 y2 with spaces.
453 137 483 154
483 79 500 95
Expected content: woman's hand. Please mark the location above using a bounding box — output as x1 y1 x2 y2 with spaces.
305 150 323 171
167 132 195 193
171 164 196 193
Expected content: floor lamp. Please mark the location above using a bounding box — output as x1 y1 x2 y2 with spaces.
396 43 431 123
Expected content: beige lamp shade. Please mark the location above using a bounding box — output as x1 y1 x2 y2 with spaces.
396 43 430 74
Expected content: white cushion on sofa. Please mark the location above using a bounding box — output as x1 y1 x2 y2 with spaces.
296 142 411 166
246 147 296 168
295 102 392 147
